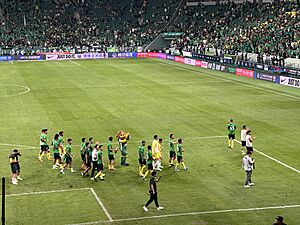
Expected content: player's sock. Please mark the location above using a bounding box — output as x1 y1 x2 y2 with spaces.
40 152 45 159
71 167 76 173
181 162 187 170
138 165 141 174
171 159 174 165
231 140 234 148
108 164 111 170
143 170 149 179
175 162 179 170
140 165 146 176
47 152 51 160
95 171 102 178
228 139 231 147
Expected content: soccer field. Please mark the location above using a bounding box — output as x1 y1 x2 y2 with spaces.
0 58 300 225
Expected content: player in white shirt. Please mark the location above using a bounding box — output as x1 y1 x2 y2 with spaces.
245 130 255 153
240 125 248 155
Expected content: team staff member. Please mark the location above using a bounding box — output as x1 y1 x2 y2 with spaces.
273 216 287 225
246 130 255 153
143 171 164 211
242 151 255 187
9 149 22 185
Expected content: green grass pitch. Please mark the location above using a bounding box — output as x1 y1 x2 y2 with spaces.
0 58 300 225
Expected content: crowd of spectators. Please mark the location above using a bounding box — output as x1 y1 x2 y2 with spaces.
0 0 299 63
167 0 300 62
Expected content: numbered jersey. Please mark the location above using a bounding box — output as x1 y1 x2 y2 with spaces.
228 123 236 135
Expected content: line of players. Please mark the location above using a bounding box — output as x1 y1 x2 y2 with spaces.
37 129 188 182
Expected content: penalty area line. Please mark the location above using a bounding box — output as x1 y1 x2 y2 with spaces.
90 188 113 222
5 187 91 197
66 204 300 225
235 140 300 174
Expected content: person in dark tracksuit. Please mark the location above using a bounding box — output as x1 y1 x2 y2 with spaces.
143 171 164 211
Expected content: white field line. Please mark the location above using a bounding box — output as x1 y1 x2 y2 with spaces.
66 204 300 225
90 188 113 222
0 143 39 149
151 58 300 101
5 187 90 197
235 140 300 174
69 60 81 66
0 84 30 97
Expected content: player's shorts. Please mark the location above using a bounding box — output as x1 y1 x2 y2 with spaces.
65 156 72 164
177 156 183 163
139 159 146 166
169 151 176 158
54 153 61 160
81 154 85 161
228 134 235 140
241 141 246 147
85 161 91 168
41 145 49 151
246 146 253 153
147 163 153 171
11 164 18 174
153 153 161 159
108 155 115 161
98 164 104 171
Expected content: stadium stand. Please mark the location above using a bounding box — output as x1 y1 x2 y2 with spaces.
0 0 299 63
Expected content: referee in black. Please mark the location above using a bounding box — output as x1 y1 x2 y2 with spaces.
143 171 164 211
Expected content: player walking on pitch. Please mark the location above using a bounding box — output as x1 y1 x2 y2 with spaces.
175 139 188 172
246 130 255 153
240 125 248 155
227 119 236 149
9 149 22 185
138 141 147 176
38 128 51 162
169 134 177 167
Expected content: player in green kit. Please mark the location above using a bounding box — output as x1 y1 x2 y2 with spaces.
107 137 118 170
91 144 105 181
227 119 237 149
38 128 51 162
142 145 153 181
52 134 63 170
138 141 146 177
61 138 76 174
168 134 177 167
80 138 86 169
175 139 188 172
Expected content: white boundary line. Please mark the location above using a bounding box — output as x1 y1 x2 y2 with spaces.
6 187 90 197
151 58 300 100
0 143 39 148
66 204 300 225
90 188 113 222
235 140 300 174
69 60 81 66
0 84 30 97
